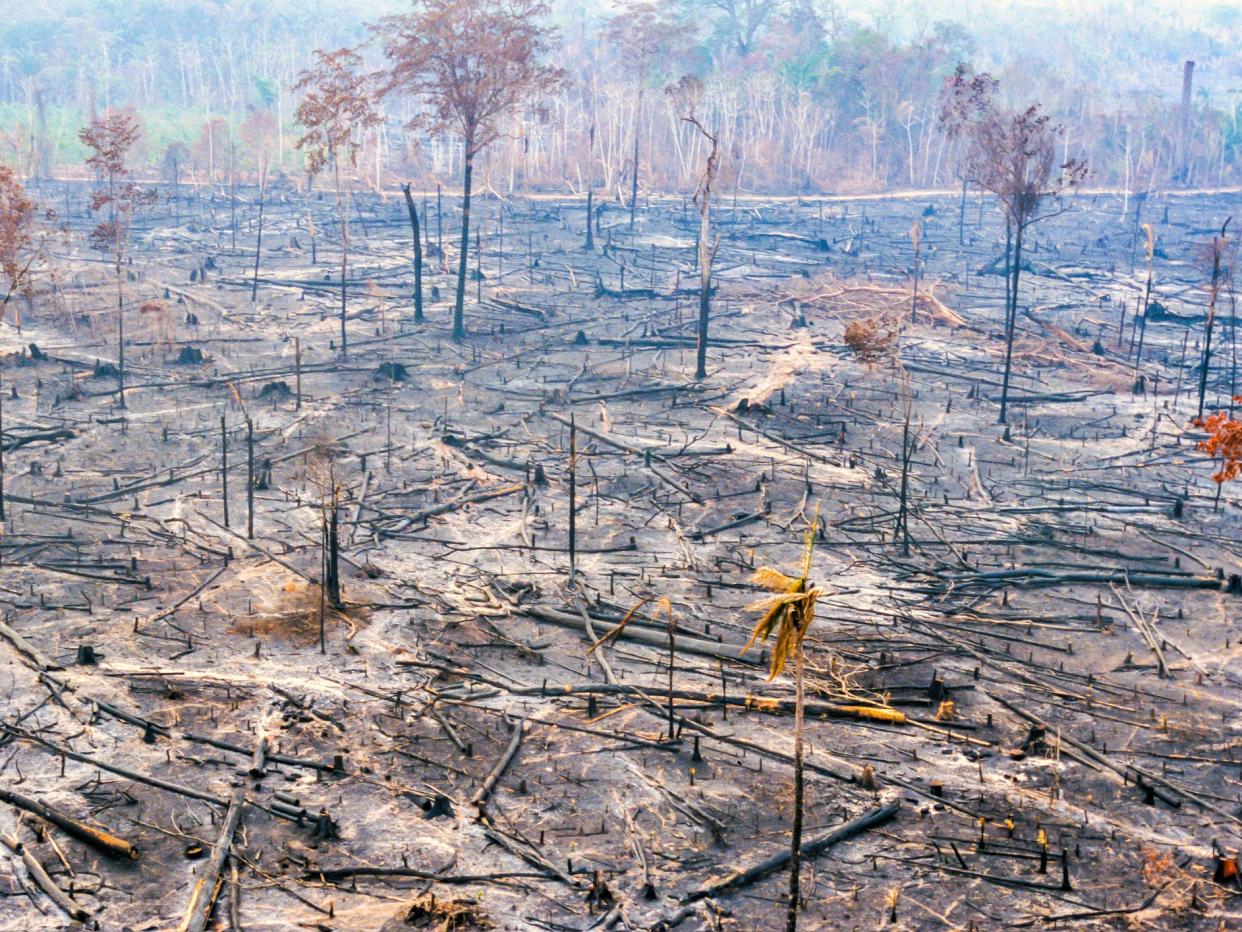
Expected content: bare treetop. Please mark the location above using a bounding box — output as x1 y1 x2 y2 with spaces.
604 0 694 80
940 65 1088 228
377 0 564 158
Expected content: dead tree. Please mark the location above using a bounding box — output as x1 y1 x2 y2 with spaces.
1197 218 1233 419
1177 60 1195 184
669 76 722 381
378 0 563 342
585 125 596 251
294 48 380 357
401 183 425 322
940 66 1087 424
161 141 190 227
80 111 156 410
242 110 278 303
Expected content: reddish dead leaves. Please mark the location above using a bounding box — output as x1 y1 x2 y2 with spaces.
1193 397 1242 484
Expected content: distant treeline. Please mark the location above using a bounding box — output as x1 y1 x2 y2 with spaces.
1 0 1240 194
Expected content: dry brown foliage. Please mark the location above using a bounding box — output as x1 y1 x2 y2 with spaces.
1193 397 1242 484
399 892 495 930
776 270 965 329
843 317 899 361
293 47 380 176
226 578 363 645
0 166 36 312
378 0 563 159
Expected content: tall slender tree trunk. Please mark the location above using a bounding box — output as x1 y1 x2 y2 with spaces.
1000 220 1024 425
787 636 806 932
958 176 966 246
454 149 474 342
116 255 126 409
1198 239 1223 418
401 183 424 323
333 155 348 356
629 91 642 231
695 198 711 380
326 497 341 609
251 162 267 302
585 126 595 252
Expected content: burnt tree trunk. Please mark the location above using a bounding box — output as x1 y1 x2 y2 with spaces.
787 636 807 932
1000 219 1024 425
453 151 474 342
326 501 341 609
401 183 424 323
116 254 126 409
333 154 349 356
251 165 267 303
629 94 641 232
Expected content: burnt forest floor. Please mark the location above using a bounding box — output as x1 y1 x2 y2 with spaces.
0 182 1239 931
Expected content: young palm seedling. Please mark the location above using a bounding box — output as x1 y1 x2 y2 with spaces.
745 506 823 932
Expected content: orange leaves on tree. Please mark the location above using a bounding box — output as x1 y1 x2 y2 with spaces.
1193 398 1242 484
0 166 36 308
377 0 564 157
78 111 155 256
293 47 380 177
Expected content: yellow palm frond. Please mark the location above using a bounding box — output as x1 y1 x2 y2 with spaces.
743 601 788 652
744 503 824 680
743 591 806 614
751 567 799 593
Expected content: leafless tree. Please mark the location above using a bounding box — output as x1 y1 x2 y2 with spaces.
1197 218 1234 418
669 75 724 381
941 66 1088 423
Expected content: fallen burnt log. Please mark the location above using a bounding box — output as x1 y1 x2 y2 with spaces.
177 790 245 932
0 830 92 922
680 802 899 903
0 786 140 860
0 427 75 452
925 567 1223 592
744 230 831 251
510 680 910 725
521 605 763 665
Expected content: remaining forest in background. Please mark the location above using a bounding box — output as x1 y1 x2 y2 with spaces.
1 0 1240 194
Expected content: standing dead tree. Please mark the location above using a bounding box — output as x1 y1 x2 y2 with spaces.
669 76 723 381
1196 218 1233 419
378 0 563 342
294 47 380 357
80 111 156 410
400 183 424 323
241 110 279 304
160 141 191 227
940 66 1087 423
